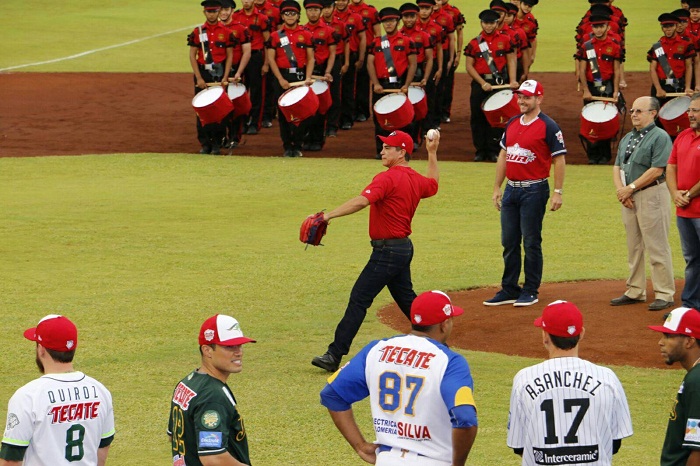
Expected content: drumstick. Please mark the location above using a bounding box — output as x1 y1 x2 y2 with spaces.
490 84 512 90
410 82 422 86
206 82 224 87
591 96 616 102
288 80 312 87
382 88 406 94
665 92 688 97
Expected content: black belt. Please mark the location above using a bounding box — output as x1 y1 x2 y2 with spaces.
370 237 410 247
250 49 264 54
639 179 666 192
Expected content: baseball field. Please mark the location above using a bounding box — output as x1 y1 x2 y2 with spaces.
0 0 689 464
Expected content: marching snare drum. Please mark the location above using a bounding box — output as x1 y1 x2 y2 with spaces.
482 90 520 128
408 86 428 122
311 81 332 115
192 87 234 125
658 96 690 137
373 93 415 130
278 86 319 125
580 101 620 142
227 82 252 119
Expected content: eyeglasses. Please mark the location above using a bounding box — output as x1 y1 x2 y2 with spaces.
629 109 652 114
283 10 298 15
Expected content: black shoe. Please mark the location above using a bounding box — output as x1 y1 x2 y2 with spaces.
312 352 340 372
355 114 368 122
293 150 303 157
326 129 337 137
210 145 221 155
308 143 323 151
262 120 273 128
199 146 212 154
245 126 258 135
488 154 498 162
442 115 451 123
228 139 239 149
587 159 597 165
610 295 645 306
340 122 352 130
649 299 674 311
283 149 294 157
474 155 486 162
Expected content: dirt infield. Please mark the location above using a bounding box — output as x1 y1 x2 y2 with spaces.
378 279 686 370
0 71 651 162
1 71 675 370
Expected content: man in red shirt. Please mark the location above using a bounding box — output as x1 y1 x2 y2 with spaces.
577 13 622 164
668 93 700 309
487 80 566 307
464 9 517 162
367 7 417 158
334 0 366 130
188 0 233 155
266 0 314 157
302 0 337 151
649 13 694 106
232 0 270 135
416 0 444 131
349 0 380 122
311 130 440 372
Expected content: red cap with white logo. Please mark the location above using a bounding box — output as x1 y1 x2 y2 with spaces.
199 314 257 346
514 79 544 97
411 290 464 326
649 307 700 338
24 315 78 352
534 300 583 337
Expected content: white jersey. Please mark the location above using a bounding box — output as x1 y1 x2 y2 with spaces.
507 357 633 466
2 372 115 466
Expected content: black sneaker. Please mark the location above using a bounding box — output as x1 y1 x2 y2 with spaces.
293 150 303 158
340 122 352 130
199 145 212 154
312 352 340 372
326 128 337 137
246 126 259 135
283 149 294 157
262 120 273 128
483 290 519 306
210 145 221 155
355 114 368 122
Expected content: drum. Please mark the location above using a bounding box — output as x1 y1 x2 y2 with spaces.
482 90 520 128
373 93 414 130
580 101 620 142
311 81 332 115
659 96 690 137
408 86 428 121
192 87 234 125
227 83 252 119
278 86 319 125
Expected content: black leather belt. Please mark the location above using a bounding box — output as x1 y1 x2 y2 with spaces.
250 49 264 54
370 237 410 247
639 179 666 192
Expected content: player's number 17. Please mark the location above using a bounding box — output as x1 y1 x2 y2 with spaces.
378 372 425 415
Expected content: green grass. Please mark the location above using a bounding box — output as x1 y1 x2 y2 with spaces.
0 154 687 464
0 0 665 72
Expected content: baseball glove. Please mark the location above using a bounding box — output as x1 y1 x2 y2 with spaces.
300 212 328 247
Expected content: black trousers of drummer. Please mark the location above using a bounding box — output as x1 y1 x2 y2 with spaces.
407 66 425 146
340 51 359 128
441 57 456 120
424 61 440 131
372 75 409 155
274 69 312 151
223 64 246 148
194 64 227 152
355 50 372 120
326 58 344 133
583 80 622 164
434 52 450 124
244 49 266 132
470 73 506 161
303 63 335 150
651 79 685 136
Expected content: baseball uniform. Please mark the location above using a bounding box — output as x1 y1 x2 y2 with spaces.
0 372 115 466
320 334 477 465
168 370 251 466
660 364 700 465
507 357 633 466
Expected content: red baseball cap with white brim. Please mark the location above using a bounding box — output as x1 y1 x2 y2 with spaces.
378 130 414 155
534 300 583 337
649 307 700 338
411 290 464 326
24 314 78 352
514 79 544 97
199 314 257 346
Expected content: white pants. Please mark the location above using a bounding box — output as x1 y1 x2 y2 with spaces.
375 447 451 466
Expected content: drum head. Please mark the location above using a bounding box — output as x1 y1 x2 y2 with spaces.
483 90 514 111
581 101 618 123
375 93 408 114
193 87 225 108
660 96 691 120
311 80 329 94
279 87 310 107
227 83 246 99
407 86 425 104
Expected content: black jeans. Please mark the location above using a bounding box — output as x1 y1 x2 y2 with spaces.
244 50 265 130
328 240 416 358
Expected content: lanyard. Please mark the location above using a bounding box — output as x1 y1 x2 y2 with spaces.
623 126 654 164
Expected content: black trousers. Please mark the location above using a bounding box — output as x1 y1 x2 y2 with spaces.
355 51 371 119
244 50 265 130
470 80 504 160
194 65 226 149
435 52 450 121
273 70 311 150
424 62 440 131
326 58 343 132
340 51 359 127
441 59 456 119
327 240 416 359
262 72 277 122
303 64 333 147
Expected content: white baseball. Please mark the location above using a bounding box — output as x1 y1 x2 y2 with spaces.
427 129 439 141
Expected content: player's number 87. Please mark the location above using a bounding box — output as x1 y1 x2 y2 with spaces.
378 372 425 415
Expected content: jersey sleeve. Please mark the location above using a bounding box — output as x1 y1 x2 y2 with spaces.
192 401 234 456
682 376 700 449
650 130 673 168
100 388 116 445
1 388 34 449
361 171 391 203
506 371 527 449
544 117 567 156
440 352 477 428
608 373 634 440
320 342 376 410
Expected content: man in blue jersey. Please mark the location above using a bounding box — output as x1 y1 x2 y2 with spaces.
319 290 478 466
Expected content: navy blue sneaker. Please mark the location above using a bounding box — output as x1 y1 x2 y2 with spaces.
483 290 519 306
514 292 539 307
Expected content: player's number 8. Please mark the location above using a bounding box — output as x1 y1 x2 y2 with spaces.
65 424 85 461
378 372 425 415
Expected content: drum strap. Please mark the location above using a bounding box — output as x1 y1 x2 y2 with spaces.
652 41 679 88
623 126 654 164
199 26 215 68
477 34 503 84
583 39 604 87
380 35 400 83
278 30 300 72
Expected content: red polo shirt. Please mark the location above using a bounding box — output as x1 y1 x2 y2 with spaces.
431 9 455 51
647 34 695 80
232 9 270 50
370 32 416 79
416 18 444 56
188 22 232 65
225 22 252 65
335 8 366 53
323 16 348 55
255 0 281 29
578 35 621 82
349 1 379 45
464 30 513 75
305 21 337 65
361 165 438 240
513 13 538 43
400 26 433 64
267 25 314 68
669 128 700 218
440 3 465 28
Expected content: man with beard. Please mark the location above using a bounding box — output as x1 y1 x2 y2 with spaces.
649 307 700 465
0 315 115 466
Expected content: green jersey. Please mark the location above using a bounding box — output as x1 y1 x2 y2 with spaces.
661 364 700 466
167 370 250 466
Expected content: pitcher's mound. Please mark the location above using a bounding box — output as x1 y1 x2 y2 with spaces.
377 280 685 369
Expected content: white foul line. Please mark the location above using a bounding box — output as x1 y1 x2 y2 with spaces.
0 25 197 72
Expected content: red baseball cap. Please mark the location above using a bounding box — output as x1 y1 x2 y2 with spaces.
378 130 414 155
649 307 700 338
199 314 257 346
514 79 544 97
411 290 464 326
24 315 78 352
534 300 583 337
